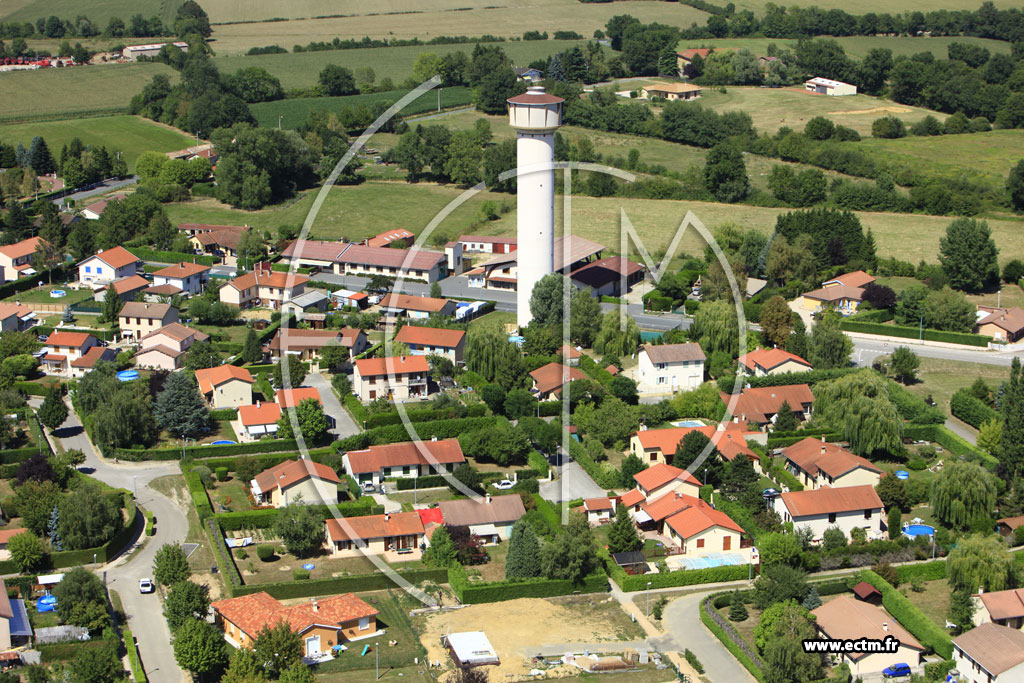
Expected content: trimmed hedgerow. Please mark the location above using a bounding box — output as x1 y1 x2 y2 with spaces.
859 569 952 658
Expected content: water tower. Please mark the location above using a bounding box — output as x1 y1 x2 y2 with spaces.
507 86 564 327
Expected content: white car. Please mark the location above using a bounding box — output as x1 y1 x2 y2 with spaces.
491 480 515 490
139 579 155 594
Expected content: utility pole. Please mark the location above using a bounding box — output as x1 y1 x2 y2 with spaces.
437 88 441 112
919 315 923 341
278 115 283 130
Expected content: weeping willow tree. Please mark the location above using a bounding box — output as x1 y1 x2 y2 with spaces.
691 300 739 356
947 534 1018 593
930 460 998 530
593 312 641 358
464 330 527 390
813 370 902 455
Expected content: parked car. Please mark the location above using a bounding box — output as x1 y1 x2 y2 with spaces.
361 481 376 493
36 335 48 342
139 578 154 594
491 480 515 490
882 664 911 678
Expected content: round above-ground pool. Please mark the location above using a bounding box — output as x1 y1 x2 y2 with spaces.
36 594 57 612
895 470 910 480
117 370 139 382
903 523 935 538
49 289 67 298
211 440 236 445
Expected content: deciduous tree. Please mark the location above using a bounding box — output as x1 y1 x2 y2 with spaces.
164 580 210 631
939 217 1000 292
274 504 324 557
889 346 919 384
154 543 192 587
947 534 1017 593
759 296 793 348
931 461 998 530
173 619 229 679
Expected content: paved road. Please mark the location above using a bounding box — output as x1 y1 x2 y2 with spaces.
945 417 978 445
52 176 138 207
657 593 757 683
38 399 188 683
305 371 360 439
540 459 606 503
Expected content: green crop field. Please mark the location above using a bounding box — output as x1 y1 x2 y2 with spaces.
213 40 587 89
249 86 473 130
1 0 173 24
730 0 1019 12
0 62 177 123
203 0 705 54
677 35 1012 61
0 115 194 172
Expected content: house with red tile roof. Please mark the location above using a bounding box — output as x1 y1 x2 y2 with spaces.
977 306 1024 343
0 303 36 332
722 384 814 426
0 237 45 282
352 355 430 402
636 343 705 398
342 438 465 488
393 326 466 364
529 362 586 400
800 270 876 316
972 587 1024 630
136 323 209 371
78 246 142 286
212 591 379 656
783 437 882 490
69 346 118 378
813 596 924 677
118 301 179 341
237 401 282 441
628 424 765 468
438 495 527 543
184 224 253 266
275 387 321 409
42 331 100 375
99 274 151 303
0 528 28 559
582 497 615 525
325 511 425 557
738 348 813 377
772 485 885 542
250 457 340 507
661 494 745 555
151 261 211 296
220 265 309 309
632 462 702 501
194 365 254 408
366 229 414 249
267 328 368 364
379 293 455 319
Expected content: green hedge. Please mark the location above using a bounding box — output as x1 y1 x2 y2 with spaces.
614 563 750 591
230 568 448 598
447 562 607 603
343 393 369 425
186 469 213 520
45 497 140 568
700 594 765 682
849 308 894 323
393 475 448 490
527 449 549 478
39 638 112 662
720 367 858 393
116 439 301 461
532 494 561 536
950 388 999 429
897 560 946 584
859 569 952 658
903 424 997 469
123 628 146 682
888 379 946 425
130 248 217 266
334 416 497 452
206 518 242 588
363 404 487 429
213 500 382 531
15 380 64 396
567 436 620 489
0 447 40 464
766 432 843 449
766 462 804 492
208 408 238 421
839 320 992 347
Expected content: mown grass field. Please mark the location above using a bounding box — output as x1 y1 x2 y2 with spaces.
0 62 177 123
203 0 705 54
1 0 172 24
212 40 587 89
905 357 1012 416
0 115 194 172
696 85 945 136
250 87 473 130
679 35 1013 60
163 177 1024 265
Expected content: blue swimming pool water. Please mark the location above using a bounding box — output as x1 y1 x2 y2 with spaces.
903 524 935 537
672 420 706 428
211 440 236 445
675 553 747 570
117 370 139 382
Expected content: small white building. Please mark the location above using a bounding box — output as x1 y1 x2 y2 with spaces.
122 41 189 60
953 622 1024 683
772 485 885 542
804 77 857 96
636 343 705 397
78 246 142 286
151 262 211 296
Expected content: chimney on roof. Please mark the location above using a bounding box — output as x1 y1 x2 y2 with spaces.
486 494 492 504
431 436 437 442
882 622 888 632
385 513 389 521
771 393 776 398
311 598 318 612
716 423 724 432
821 445 826 455
257 401 261 408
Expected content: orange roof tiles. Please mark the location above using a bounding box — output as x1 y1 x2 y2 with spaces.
633 463 701 493
633 424 759 460
354 355 429 377
826 270 875 289
393 326 465 349
724 384 814 424
152 262 211 278
738 348 812 373
212 592 378 641
275 387 321 409
112 275 150 295
227 270 309 292
813 596 922 662
619 488 645 508
89 246 141 269
194 365 254 394
252 458 340 493
779 485 883 517
783 437 881 480
344 439 465 475
379 293 450 313
952 622 1024 676
238 402 281 426
529 362 586 396
325 511 424 542
0 528 28 544
0 237 43 260
584 497 614 512
366 228 414 248
665 499 744 538
978 588 1024 621
142 322 208 344
46 331 94 348
70 346 115 369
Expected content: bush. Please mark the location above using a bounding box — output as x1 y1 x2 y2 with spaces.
684 649 704 674
447 562 608 603
950 388 1000 429
256 544 275 561
292 569 309 580
838 320 991 347
215 467 229 482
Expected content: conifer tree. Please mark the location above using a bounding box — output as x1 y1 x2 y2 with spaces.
505 518 541 580
606 503 642 554
728 590 748 621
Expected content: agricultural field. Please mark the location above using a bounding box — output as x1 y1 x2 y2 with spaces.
250 87 473 130
696 86 946 137
0 62 177 123
0 0 172 24
202 0 705 54
730 0 1019 12
0 115 194 172
212 40 587 90
679 35 1013 61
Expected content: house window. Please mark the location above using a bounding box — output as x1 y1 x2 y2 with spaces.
696 538 704 548
657 377 666 385
828 513 836 524
358 617 370 630
85 266 91 273
656 363 666 370
650 453 657 462
864 509 872 519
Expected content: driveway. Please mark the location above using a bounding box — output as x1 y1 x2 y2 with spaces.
37 399 188 683
539 458 606 503
305 371 360 439
658 592 757 683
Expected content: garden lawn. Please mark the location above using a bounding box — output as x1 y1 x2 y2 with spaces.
5 286 94 305
904 357 1010 416
904 579 952 630
206 478 251 513
387 489 452 506
478 542 508 583
715 602 762 657
242 550 424 585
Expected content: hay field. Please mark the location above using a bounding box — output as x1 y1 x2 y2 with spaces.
676 35 1012 61
1 0 171 24
696 86 945 136
0 115 194 172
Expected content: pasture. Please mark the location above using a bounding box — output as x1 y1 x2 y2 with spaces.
250 87 473 130
212 40 587 90
0 62 177 123
676 35 1013 61
203 0 705 54
0 115 194 172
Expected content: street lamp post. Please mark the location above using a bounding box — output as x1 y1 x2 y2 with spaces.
375 641 379 680
132 476 137 498
278 115 283 130
646 581 652 617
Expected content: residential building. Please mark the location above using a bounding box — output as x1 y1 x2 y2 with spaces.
378 293 455 320
805 76 857 96
513 66 543 81
976 306 1024 343
80 194 125 220
281 291 330 320
335 244 448 282
641 83 702 100
438 495 527 544
676 48 714 77
97 274 150 303
458 235 517 254
278 240 349 271
250 457 340 507
331 289 369 309
0 303 36 332
352 355 430 402
998 515 1024 538
800 270 875 315
393 326 466 364
220 266 309 309
266 328 368 363
661 494 745 555
628 424 765 467
0 529 28 560
636 343 705 397
773 485 885 542
69 346 117 378
365 229 414 249
0 578 32 650
466 235 603 292
135 323 209 371
568 256 645 297
342 438 466 488
0 237 44 282
529 362 586 400
118 302 179 341
557 344 582 366
583 497 616 525
195 365 254 409
184 224 251 266
151 262 211 296
723 383 814 426
276 387 322 409
973 587 1024 629
783 437 882 490
78 246 142 286
237 402 282 441
211 591 379 656
811 596 924 677
325 512 425 557
952 623 1024 683
632 463 702 501
42 331 99 375
738 348 813 377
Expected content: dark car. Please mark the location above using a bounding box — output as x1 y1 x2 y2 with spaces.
882 664 911 678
